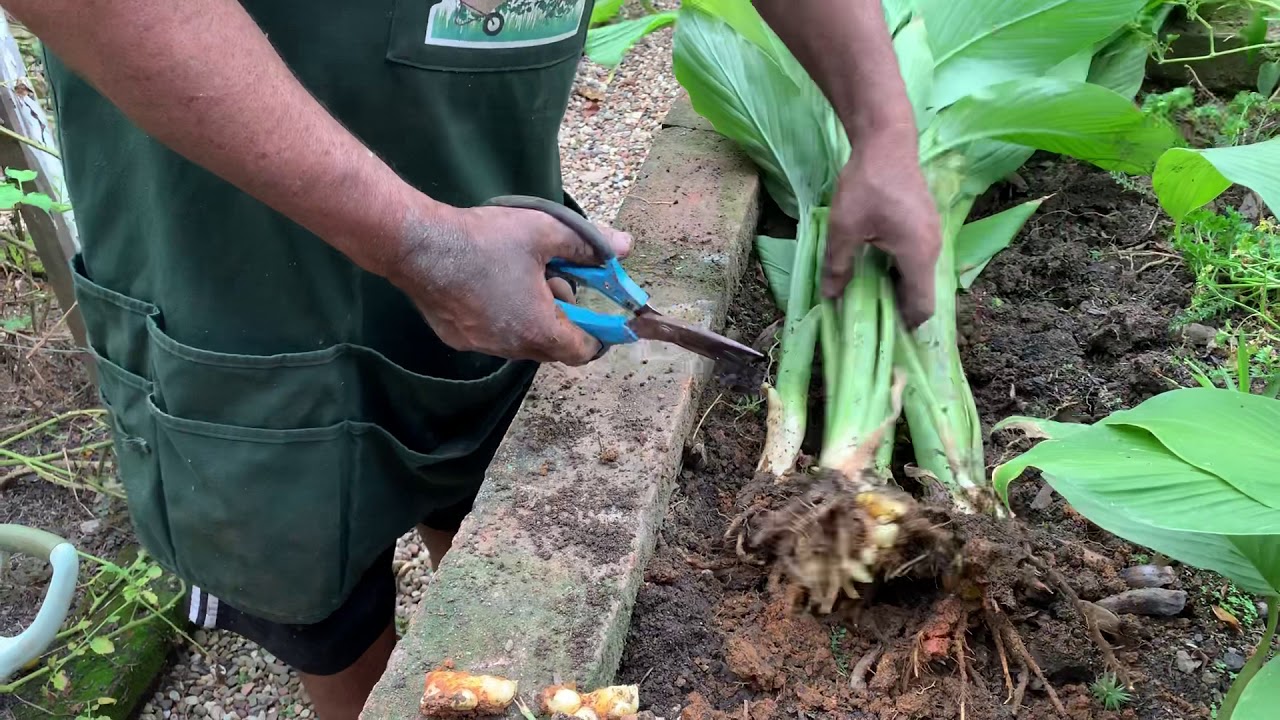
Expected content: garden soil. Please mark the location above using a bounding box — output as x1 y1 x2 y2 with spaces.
617 157 1260 720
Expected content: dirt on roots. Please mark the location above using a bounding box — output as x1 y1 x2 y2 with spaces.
617 159 1246 720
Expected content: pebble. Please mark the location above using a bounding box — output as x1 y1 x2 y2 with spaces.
1178 323 1219 347
1097 588 1187 616
1177 649 1202 673
1030 483 1056 510
136 17 681 718
1223 649 1247 672
1120 564 1176 589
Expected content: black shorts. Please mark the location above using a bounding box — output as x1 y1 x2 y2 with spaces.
184 494 474 676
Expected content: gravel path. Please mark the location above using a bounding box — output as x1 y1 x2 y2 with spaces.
137 18 683 720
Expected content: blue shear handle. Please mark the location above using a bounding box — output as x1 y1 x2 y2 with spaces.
556 301 638 347
548 257 650 312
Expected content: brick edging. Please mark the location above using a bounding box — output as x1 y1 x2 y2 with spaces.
360 97 761 720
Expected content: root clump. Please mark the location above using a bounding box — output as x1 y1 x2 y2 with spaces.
727 468 960 613
724 468 1130 717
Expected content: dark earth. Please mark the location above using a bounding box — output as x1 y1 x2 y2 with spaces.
616 156 1264 720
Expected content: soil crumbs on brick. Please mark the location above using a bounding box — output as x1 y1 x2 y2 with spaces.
618 158 1258 720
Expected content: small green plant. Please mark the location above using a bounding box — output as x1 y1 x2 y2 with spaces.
828 626 850 676
0 409 119 498
731 393 765 419
0 167 68 213
1182 323 1280 397
0 165 73 276
74 695 118 720
1141 86 1280 147
1143 85 1197 125
1170 208 1280 333
1223 581 1263 626
1090 672 1133 711
0 549 197 706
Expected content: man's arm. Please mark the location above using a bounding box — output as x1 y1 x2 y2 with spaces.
10 0 421 277
4 0 627 364
753 0 942 328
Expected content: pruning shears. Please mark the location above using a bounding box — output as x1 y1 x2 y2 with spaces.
486 195 764 366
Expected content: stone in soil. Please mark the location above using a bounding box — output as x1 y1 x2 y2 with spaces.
1223 648 1247 672
1096 588 1188 616
1120 563 1177 589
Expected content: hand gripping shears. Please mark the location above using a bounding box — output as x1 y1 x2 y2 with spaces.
485 195 764 366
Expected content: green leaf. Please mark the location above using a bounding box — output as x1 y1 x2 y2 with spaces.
1241 8 1269 62
991 414 1092 441
145 564 163 580
918 0 1145 109
954 196 1046 288
1260 61 1280 98
1097 388 1280 510
0 184 24 209
681 0 774 55
1087 29 1153 100
1235 654 1280 719
1152 138 1280 223
993 422 1280 595
1062 484 1280 596
756 235 796 314
89 636 115 655
893 15 936 131
20 192 53 211
52 670 68 691
882 0 913 35
922 77 1180 175
992 389 1280 596
991 419 1280 536
2 315 33 333
585 11 677 67
5 167 37 183
956 44 1094 197
673 6 837 217
590 0 625 26
141 590 159 605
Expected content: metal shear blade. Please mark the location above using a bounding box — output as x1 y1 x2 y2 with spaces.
628 306 764 366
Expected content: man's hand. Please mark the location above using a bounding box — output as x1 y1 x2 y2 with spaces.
826 128 941 328
753 0 943 327
388 204 632 366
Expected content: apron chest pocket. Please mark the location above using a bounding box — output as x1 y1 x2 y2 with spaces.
386 0 592 72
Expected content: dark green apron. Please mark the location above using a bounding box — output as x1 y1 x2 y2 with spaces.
44 0 594 625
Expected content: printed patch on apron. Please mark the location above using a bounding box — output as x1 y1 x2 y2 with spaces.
424 0 587 48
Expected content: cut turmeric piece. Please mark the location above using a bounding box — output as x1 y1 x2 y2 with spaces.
420 669 518 717
538 684 639 719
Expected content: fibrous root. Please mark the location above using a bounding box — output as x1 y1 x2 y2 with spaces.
726 468 958 614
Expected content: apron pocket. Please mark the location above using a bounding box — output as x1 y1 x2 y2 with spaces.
148 403 455 624
69 254 159 379
93 353 176 572
144 315 534 460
